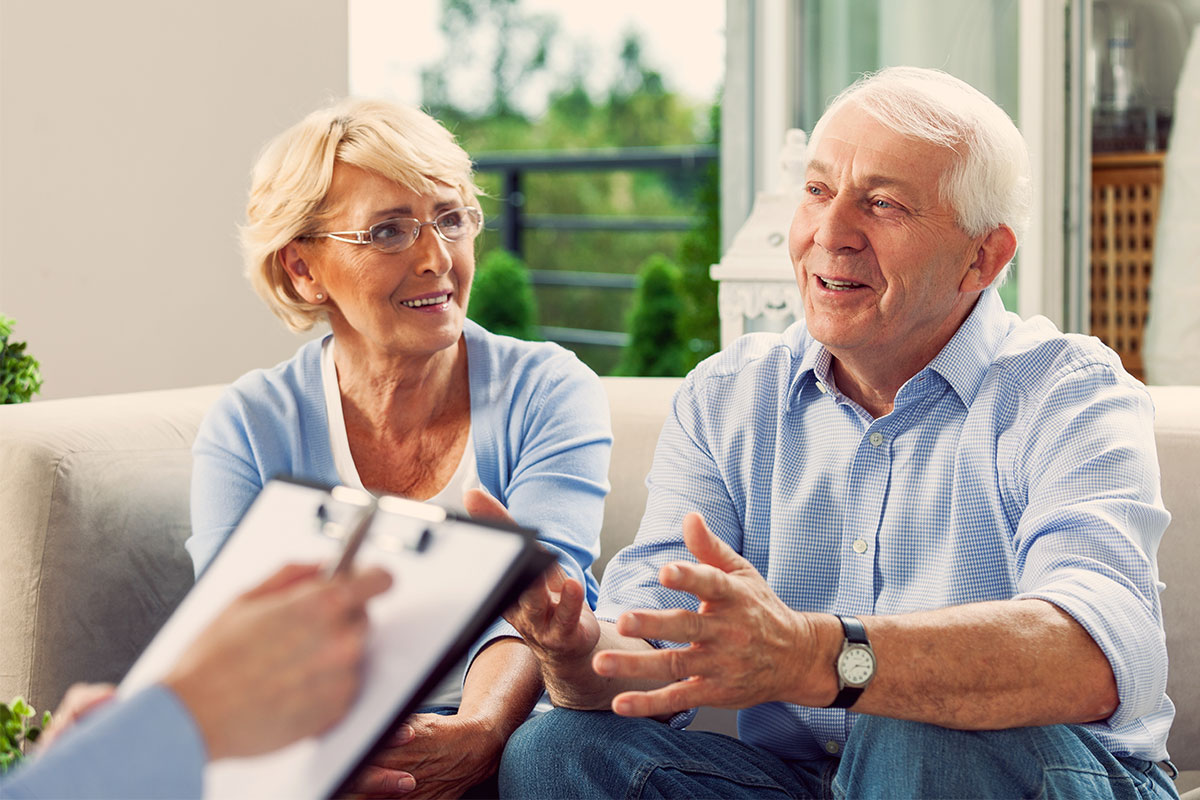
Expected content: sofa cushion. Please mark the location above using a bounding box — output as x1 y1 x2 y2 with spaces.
1149 386 1200 769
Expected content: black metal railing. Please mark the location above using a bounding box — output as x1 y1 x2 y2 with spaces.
473 145 718 348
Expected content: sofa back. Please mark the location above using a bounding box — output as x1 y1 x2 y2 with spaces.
0 379 1195 766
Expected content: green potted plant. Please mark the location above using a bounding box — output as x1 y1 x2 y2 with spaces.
0 697 50 773
0 314 43 404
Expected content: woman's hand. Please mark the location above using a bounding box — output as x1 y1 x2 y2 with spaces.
343 712 504 798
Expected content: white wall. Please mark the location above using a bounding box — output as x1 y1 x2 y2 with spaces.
0 0 347 399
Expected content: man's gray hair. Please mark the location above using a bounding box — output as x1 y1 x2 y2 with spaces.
808 67 1032 268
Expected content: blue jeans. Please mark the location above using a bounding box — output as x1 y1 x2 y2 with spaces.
498 710 1180 799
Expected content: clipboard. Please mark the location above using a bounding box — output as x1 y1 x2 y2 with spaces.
119 477 554 800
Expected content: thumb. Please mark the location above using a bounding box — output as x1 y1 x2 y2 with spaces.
682 512 750 574
464 488 516 526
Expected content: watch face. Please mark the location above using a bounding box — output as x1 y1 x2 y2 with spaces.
838 644 875 687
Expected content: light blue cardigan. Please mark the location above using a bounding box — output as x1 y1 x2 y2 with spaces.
188 319 612 661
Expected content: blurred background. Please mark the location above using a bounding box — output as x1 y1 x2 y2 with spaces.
4 0 1200 400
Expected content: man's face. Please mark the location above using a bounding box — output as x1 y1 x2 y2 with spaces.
788 103 987 374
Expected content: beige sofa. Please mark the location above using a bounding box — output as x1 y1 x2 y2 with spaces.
1 378 1197 793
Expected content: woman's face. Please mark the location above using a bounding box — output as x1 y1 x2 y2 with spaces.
292 164 476 360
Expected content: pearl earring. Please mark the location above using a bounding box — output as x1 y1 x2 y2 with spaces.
315 293 324 302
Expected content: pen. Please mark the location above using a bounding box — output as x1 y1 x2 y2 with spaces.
324 500 377 578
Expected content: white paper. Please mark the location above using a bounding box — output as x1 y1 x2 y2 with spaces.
120 480 527 800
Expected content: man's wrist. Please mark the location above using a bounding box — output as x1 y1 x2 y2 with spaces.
789 612 846 708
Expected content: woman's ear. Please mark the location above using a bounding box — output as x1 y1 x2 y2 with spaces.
279 242 324 303
961 224 1017 292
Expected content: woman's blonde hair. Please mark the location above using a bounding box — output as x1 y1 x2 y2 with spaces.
242 98 480 331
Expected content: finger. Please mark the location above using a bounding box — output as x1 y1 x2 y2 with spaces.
657 561 735 603
338 566 394 606
516 572 554 622
380 721 416 747
681 513 751 574
343 765 416 796
593 646 695 682
549 576 586 635
243 563 323 599
463 488 515 526
611 676 708 718
615 607 706 643
543 562 567 595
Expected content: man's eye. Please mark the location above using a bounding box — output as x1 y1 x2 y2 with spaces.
806 185 823 196
873 198 895 209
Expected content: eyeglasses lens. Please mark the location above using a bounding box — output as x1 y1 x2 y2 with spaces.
368 208 480 253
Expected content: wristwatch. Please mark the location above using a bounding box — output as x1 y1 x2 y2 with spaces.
828 615 875 709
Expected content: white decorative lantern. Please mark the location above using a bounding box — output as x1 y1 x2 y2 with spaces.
710 129 808 348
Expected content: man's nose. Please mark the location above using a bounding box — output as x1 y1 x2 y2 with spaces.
813 194 867 253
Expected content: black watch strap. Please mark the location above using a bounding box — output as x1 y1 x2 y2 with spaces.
829 615 871 709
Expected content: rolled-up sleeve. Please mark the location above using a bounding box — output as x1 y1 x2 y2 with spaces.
1009 366 1170 728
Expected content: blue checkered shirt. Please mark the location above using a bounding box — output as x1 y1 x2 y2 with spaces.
596 289 1173 763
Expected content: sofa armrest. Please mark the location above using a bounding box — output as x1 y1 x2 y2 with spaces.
0 385 224 711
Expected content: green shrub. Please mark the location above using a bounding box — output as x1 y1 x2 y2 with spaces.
468 249 540 341
0 697 51 773
615 254 689 377
0 315 43 404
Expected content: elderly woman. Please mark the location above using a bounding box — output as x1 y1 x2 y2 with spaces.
186 98 611 798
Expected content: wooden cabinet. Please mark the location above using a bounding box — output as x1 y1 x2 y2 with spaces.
1090 152 1164 380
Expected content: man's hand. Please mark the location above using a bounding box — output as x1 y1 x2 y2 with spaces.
165 562 393 760
593 513 834 718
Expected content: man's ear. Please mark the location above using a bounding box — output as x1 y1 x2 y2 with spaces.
961 224 1017 292
279 242 324 303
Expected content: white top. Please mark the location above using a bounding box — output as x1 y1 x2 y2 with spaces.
321 335 476 708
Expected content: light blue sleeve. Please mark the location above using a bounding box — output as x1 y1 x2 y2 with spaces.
1009 365 1171 729
466 351 613 668
0 685 205 800
187 387 268 576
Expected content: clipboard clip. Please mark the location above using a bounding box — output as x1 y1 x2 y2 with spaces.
316 488 448 570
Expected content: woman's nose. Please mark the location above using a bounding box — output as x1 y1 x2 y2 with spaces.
409 227 452 276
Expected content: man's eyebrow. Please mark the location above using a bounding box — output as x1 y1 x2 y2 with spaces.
805 158 924 195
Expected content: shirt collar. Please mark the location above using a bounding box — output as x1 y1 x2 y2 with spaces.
789 326 835 406
924 287 1013 407
787 287 1013 409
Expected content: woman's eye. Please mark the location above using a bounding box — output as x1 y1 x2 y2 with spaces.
438 210 465 231
372 221 404 241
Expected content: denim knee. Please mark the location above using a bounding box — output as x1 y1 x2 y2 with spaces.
499 710 641 799
834 716 1175 799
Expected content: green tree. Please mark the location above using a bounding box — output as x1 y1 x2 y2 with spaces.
421 0 557 122
677 98 722 367
468 249 540 340
615 254 689 377
423 0 721 375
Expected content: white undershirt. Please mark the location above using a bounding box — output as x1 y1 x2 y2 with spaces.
321 335 477 707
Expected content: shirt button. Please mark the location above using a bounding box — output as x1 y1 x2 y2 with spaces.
869 432 884 447
852 538 869 554
816 381 827 394
825 740 841 755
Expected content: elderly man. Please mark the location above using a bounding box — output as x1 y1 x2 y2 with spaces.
487 66 1179 799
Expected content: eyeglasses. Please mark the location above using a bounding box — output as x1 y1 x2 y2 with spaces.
301 206 483 254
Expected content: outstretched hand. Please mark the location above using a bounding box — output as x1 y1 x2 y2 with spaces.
463 488 602 696
593 513 824 718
